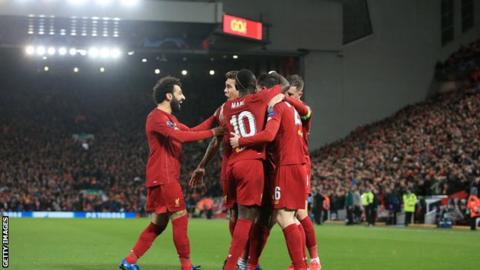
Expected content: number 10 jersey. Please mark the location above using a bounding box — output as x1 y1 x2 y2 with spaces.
222 85 281 165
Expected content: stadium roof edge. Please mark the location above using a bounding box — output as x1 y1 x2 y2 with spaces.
0 0 223 24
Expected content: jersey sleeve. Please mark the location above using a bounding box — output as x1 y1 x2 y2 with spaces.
258 85 282 104
151 117 214 143
285 96 311 119
189 115 217 131
238 104 283 147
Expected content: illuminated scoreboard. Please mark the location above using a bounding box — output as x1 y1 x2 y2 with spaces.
222 14 263 41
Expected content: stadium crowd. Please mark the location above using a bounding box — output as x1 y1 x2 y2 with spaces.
1 41 480 223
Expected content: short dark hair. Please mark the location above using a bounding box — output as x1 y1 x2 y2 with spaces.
225 70 238 80
287 74 304 91
235 69 257 94
257 73 281 89
152 76 181 104
259 72 290 92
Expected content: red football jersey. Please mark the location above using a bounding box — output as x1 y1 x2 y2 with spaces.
239 101 306 166
145 109 215 187
222 85 282 164
285 96 311 157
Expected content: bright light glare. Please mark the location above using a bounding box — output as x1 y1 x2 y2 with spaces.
209 70 215 76
88 47 99 58
36 46 46 56
47 47 56 55
154 69 160 75
58 47 67 56
111 48 121 58
181 70 188 76
25 46 35 55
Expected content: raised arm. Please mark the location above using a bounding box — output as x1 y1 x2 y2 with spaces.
151 119 222 143
285 96 311 120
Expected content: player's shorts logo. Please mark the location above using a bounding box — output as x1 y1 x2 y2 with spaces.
175 198 180 207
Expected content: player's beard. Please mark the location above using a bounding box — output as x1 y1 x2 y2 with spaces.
171 97 182 113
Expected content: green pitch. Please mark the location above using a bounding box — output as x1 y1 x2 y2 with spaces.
10 218 480 270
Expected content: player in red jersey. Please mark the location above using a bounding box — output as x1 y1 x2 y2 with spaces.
285 75 321 270
119 76 222 270
221 69 282 270
189 70 252 269
228 72 307 270
229 74 308 270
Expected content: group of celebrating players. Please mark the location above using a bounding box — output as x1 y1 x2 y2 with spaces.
119 69 321 270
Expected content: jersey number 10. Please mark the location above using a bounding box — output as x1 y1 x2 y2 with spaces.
230 111 257 137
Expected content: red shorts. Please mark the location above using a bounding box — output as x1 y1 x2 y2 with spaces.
272 164 307 210
145 181 186 214
225 160 264 209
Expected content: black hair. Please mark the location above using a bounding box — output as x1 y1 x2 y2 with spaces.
257 73 281 89
235 69 257 95
152 76 181 104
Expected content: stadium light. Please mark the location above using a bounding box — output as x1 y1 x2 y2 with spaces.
43 66 49 72
88 47 99 58
95 0 113 6
36 46 46 56
181 70 188 76
73 67 79 73
120 0 139 7
154 69 160 75
67 0 87 5
58 47 67 56
209 70 215 76
141 58 147 63
99 67 105 72
69 48 77 56
127 51 135 56
47 47 56 55
111 48 121 59
43 56 48 60
25 46 34 55
232 55 239 59
100 47 110 58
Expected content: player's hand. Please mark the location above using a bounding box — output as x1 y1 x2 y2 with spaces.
189 167 205 187
230 132 240 148
212 127 224 136
268 93 285 109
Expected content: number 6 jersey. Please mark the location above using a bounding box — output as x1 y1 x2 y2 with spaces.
222 85 282 164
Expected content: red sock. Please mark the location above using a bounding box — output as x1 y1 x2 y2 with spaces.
247 223 270 266
126 221 168 263
224 219 253 270
297 224 306 261
283 224 307 270
229 219 236 237
300 217 318 259
172 215 191 269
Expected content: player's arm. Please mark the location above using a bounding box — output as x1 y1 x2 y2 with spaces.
151 119 222 143
285 96 311 120
230 106 282 148
177 114 217 131
189 136 222 187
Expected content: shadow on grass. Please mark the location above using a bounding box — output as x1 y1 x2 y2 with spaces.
45 263 181 270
